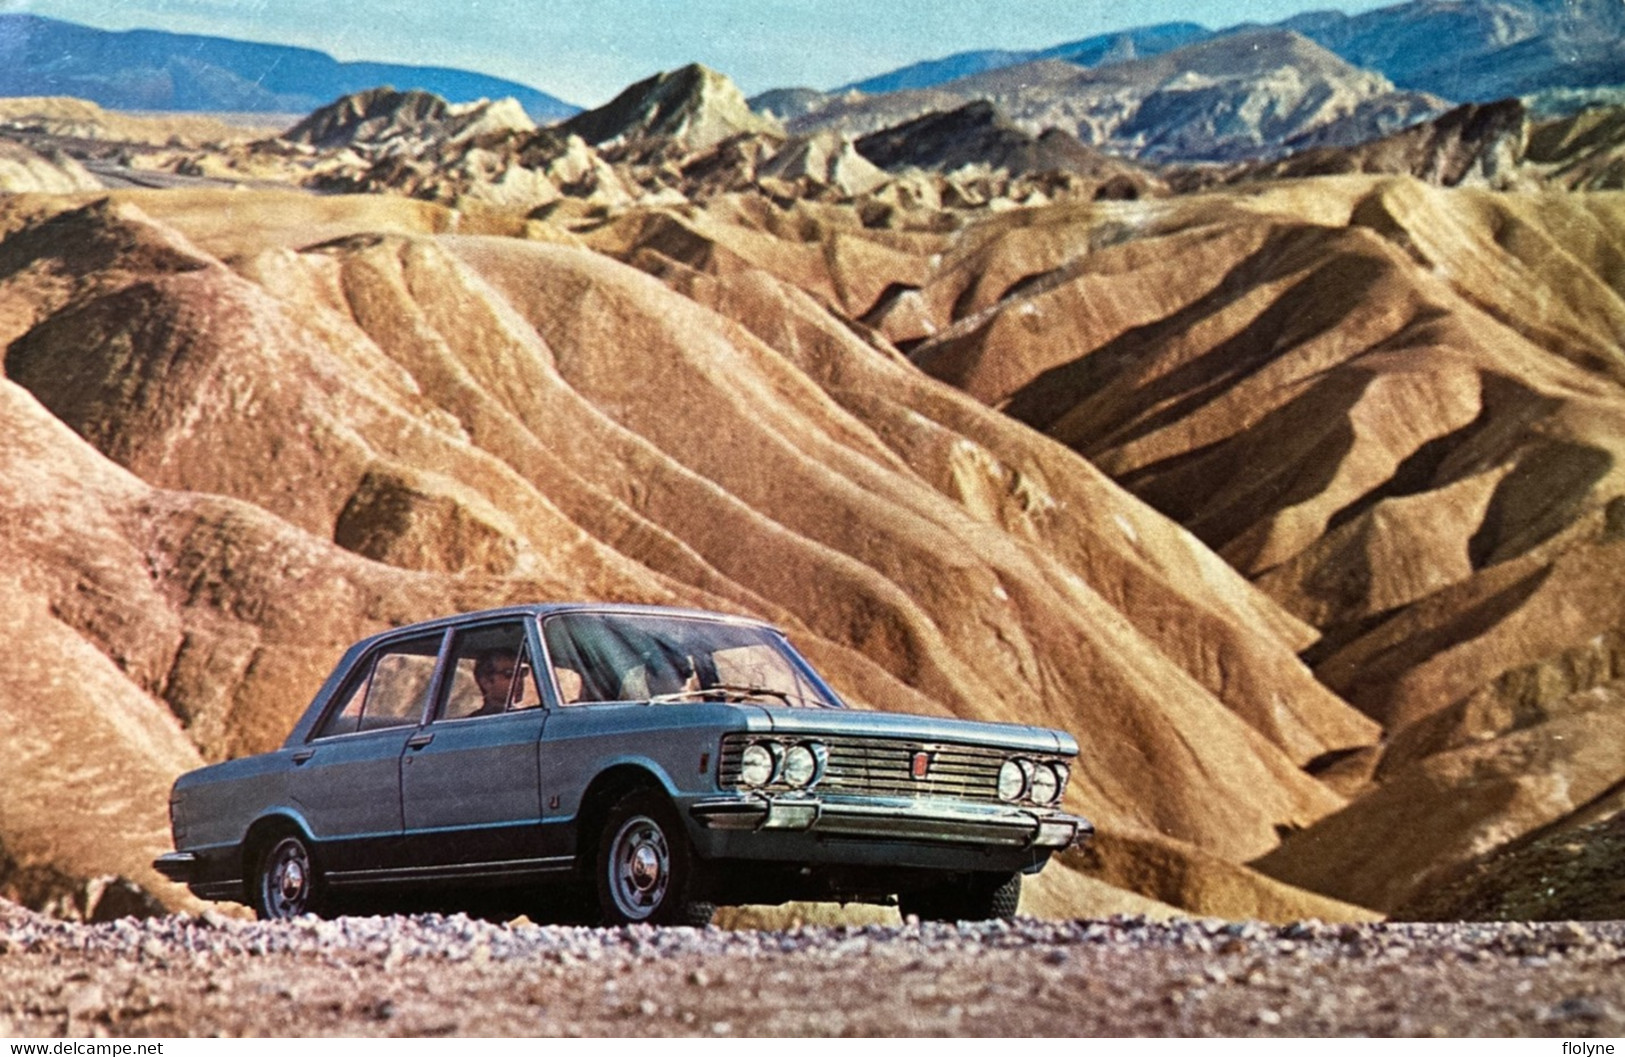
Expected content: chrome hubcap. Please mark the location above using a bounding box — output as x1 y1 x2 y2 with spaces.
609 816 670 920
280 858 306 901
630 844 661 892
263 838 311 919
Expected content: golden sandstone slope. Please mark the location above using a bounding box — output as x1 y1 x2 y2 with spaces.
1 165 1621 922
907 178 1625 913
0 183 1379 922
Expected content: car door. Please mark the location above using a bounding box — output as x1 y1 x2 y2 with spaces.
397 620 561 880
287 631 445 876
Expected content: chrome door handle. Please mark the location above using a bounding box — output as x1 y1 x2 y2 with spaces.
406 733 434 749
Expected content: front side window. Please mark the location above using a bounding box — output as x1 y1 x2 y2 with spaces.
542 612 840 708
314 633 442 738
437 622 541 720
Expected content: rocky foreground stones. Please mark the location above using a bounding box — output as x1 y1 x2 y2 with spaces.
0 899 1619 1036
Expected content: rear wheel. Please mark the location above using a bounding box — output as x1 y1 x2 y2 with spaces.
252 833 324 921
899 871 1021 923
596 790 714 927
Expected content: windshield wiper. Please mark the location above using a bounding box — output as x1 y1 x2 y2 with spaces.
650 683 795 705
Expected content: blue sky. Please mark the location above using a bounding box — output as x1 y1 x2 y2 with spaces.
4 0 1393 107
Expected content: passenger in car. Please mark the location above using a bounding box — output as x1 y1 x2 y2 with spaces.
471 649 519 717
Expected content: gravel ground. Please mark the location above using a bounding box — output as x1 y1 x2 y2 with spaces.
0 903 1621 1037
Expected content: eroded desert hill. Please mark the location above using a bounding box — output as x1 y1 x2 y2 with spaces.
0 183 1388 922
2 65 1624 923
902 178 1625 913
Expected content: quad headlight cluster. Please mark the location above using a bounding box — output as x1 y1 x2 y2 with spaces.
997 758 1069 806
738 739 827 790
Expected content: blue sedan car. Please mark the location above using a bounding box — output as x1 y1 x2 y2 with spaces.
156 604 1092 925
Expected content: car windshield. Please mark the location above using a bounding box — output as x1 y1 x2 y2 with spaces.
541 612 842 708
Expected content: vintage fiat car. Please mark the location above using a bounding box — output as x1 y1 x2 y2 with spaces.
155 604 1091 925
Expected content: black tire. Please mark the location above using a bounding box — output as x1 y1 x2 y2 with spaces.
983 871 1023 920
899 871 1021 923
252 832 325 921
595 790 714 927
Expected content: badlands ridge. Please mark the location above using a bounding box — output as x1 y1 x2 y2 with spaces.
0 62 1623 925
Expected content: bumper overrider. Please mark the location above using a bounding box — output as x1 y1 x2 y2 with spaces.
153 850 199 883
689 794 1093 849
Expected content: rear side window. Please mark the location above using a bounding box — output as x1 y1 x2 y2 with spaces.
315 634 443 738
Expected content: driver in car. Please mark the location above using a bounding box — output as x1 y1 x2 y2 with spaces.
471 649 519 717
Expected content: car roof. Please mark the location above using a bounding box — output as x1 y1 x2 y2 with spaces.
355 602 782 648
281 603 794 747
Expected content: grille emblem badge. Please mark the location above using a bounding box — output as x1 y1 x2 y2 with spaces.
911 750 932 780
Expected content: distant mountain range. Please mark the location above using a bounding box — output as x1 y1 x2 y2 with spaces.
1 0 1619 168
1280 0 1625 101
836 23 1213 96
836 0 1622 104
768 30 1447 165
741 0 1623 166
0 13 579 121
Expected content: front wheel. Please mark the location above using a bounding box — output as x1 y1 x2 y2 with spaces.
899 871 1021 923
253 833 324 921
596 790 714 927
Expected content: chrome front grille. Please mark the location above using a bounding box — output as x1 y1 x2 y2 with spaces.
719 733 1019 802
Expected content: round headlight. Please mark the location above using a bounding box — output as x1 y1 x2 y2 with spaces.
997 758 1031 802
1029 761 1061 805
740 742 779 787
781 743 820 788
1050 762 1070 802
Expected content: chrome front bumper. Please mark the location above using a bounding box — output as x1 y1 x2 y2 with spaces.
688 795 1092 850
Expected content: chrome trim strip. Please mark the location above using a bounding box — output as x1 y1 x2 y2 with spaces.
326 855 576 887
192 879 243 901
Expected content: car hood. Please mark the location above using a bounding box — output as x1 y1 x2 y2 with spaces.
754 706 1073 756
